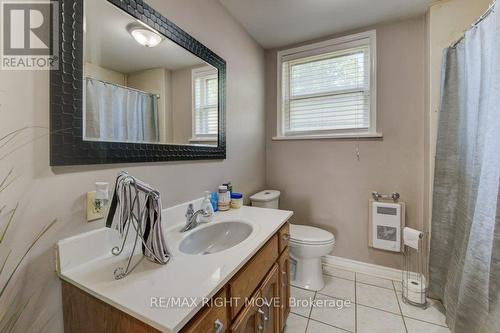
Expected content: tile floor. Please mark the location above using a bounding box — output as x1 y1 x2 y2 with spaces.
285 268 450 333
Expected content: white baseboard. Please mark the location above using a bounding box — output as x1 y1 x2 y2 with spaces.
322 255 402 281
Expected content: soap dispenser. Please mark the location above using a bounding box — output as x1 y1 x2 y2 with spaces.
200 191 215 222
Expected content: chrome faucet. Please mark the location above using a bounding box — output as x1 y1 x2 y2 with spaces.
180 204 211 232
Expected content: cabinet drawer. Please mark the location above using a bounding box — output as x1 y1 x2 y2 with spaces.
228 235 278 320
181 288 228 333
278 223 290 254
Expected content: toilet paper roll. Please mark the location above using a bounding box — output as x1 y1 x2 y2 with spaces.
403 227 423 250
403 274 427 304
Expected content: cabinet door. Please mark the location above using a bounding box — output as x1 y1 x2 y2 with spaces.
278 223 290 254
181 288 228 333
278 248 290 332
230 291 262 333
259 264 280 333
229 235 278 320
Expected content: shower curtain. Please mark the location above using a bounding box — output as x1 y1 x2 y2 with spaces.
85 77 160 143
429 4 500 333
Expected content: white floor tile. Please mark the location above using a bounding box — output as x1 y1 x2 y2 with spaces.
323 266 355 281
396 293 447 327
306 319 350 333
405 317 451 333
356 273 395 289
393 280 403 292
309 293 355 332
357 304 406 333
284 313 308 333
356 283 400 314
318 275 355 301
291 286 315 317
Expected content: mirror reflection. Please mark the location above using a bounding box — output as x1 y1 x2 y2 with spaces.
83 0 218 146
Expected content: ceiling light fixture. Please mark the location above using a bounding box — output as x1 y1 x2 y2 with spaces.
127 23 163 47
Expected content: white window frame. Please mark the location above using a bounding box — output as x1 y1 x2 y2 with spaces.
191 66 218 142
274 30 382 140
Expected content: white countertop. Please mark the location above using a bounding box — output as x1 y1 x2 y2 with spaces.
56 202 292 333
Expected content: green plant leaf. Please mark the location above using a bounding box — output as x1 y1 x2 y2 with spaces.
0 127 28 145
0 177 16 194
0 131 24 150
0 294 31 333
0 126 73 161
0 169 13 190
0 204 18 244
0 218 57 300
0 251 11 277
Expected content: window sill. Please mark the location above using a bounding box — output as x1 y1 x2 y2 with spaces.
189 137 217 142
272 132 383 141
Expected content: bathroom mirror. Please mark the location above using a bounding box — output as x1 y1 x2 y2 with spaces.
50 0 226 165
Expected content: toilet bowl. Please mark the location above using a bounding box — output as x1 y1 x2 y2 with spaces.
289 224 335 291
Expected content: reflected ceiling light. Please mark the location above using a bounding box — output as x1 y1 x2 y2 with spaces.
127 23 163 47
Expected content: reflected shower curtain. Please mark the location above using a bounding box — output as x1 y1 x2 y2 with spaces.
85 78 159 143
429 4 500 333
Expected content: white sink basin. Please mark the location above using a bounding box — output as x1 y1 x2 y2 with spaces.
179 221 253 255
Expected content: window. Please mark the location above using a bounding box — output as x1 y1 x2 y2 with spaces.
276 31 380 139
192 66 218 139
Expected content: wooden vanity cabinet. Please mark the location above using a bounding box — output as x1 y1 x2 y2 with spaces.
62 222 290 333
181 287 229 333
228 235 278 320
61 280 161 333
230 265 280 333
278 247 290 332
258 265 280 333
278 223 290 254
229 290 262 333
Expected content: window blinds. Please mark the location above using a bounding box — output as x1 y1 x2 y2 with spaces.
282 46 370 134
193 72 218 137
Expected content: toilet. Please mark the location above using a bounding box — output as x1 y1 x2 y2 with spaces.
289 224 335 291
250 190 335 291
249 190 281 209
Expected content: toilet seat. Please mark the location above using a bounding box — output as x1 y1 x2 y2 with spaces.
289 224 335 245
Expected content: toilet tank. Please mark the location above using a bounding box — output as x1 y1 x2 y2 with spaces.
250 190 280 209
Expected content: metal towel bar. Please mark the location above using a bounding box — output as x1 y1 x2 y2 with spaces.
371 191 400 202
106 171 170 280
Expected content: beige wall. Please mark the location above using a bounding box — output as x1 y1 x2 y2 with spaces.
425 0 490 234
266 17 426 269
171 67 195 144
128 68 173 142
0 0 265 331
84 62 126 85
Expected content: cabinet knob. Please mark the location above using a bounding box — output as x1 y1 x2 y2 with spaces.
214 319 224 333
282 233 290 241
282 270 287 287
258 308 269 321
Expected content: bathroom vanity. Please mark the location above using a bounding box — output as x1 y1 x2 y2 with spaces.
57 202 292 333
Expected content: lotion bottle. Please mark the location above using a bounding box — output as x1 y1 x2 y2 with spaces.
200 191 214 222
218 185 231 211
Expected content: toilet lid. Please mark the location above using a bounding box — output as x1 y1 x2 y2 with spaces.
290 224 335 244
250 190 280 202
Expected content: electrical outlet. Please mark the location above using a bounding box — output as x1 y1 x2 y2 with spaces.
86 191 106 222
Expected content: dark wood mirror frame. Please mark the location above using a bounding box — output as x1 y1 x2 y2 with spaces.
50 0 226 166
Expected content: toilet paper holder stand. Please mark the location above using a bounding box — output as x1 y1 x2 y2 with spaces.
402 235 428 309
